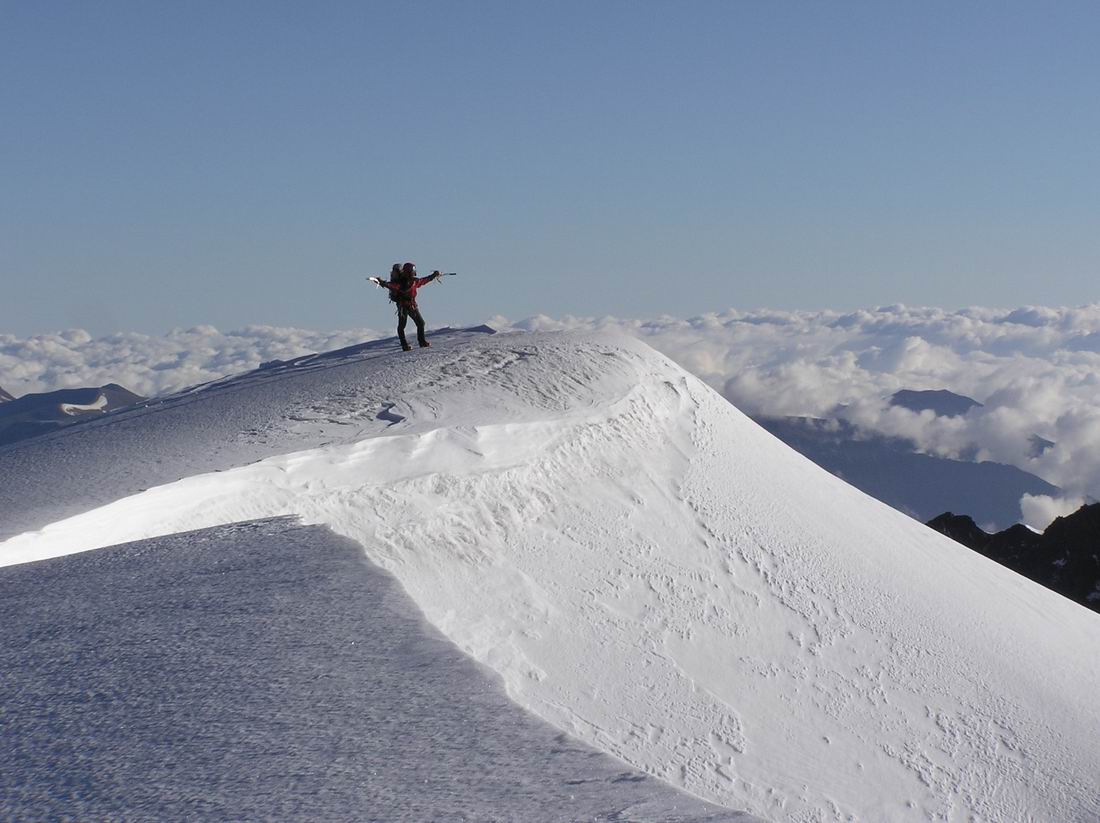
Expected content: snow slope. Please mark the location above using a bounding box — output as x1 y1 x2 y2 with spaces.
3 329 1099 822
1 517 746 822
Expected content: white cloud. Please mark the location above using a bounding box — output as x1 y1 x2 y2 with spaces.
6 305 1100 501
1020 494 1088 531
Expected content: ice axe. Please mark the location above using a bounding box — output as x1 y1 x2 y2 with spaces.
418 271 459 284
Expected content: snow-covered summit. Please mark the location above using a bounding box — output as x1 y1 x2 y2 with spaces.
2 328 1098 821
0 382 144 447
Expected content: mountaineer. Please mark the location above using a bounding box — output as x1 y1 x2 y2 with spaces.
372 262 443 350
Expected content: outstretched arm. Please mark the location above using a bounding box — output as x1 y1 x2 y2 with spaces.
414 271 442 287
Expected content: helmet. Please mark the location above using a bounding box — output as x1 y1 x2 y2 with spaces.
390 263 401 280
402 262 416 275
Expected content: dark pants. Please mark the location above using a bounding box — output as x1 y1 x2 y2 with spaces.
397 305 427 348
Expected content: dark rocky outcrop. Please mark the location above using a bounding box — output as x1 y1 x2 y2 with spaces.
928 504 1100 612
0 386 13 403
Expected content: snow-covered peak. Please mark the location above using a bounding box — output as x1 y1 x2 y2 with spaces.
0 383 145 448
1 328 1098 821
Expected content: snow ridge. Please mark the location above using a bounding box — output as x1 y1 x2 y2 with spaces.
2 330 1098 822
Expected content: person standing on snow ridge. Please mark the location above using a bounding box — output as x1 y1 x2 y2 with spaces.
377 262 442 350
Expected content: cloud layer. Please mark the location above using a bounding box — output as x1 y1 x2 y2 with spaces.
0 325 380 400
4 305 1099 523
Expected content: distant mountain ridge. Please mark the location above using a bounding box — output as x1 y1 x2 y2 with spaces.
0 384 145 447
928 503 1100 612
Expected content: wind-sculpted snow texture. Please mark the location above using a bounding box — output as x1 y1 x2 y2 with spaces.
3 329 1099 821
0 328 506 538
0 518 745 822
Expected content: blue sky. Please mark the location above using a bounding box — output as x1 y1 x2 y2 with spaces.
2 1 1098 336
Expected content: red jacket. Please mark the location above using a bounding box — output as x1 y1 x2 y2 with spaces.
381 273 439 308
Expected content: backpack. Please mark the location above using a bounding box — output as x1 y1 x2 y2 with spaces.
388 272 413 304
